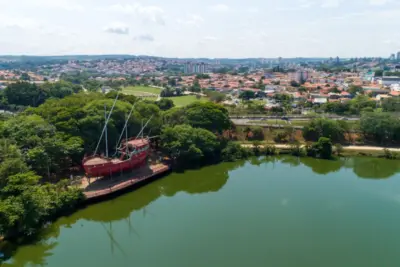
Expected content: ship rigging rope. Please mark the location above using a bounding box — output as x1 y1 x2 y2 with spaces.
135 115 154 140
93 93 120 156
115 101 138 150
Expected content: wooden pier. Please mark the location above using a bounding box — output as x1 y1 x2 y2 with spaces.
82 163 171 203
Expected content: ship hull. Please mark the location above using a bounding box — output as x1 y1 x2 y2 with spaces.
83 151 148 177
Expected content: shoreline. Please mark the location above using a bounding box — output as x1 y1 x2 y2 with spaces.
240 143 400 156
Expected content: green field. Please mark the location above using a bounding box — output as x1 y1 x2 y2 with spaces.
121 86 162 96
165 96 209 107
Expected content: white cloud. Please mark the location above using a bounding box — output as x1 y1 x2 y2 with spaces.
104 22 129 35
30 0 84 11
176 14 204 27
108 4 165 25
204 36 218 41
209 4 230 12
0 15 39 30
134 34 155 42
321 0 342 8
369 0 390 5
247 7 259 13
299 0 314 8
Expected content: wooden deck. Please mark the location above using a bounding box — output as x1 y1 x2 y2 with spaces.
82 163 170 201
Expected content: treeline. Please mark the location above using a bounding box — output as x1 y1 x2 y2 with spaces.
0 81 82 111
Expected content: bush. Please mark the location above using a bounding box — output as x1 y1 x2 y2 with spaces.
383 149 400 160
334 143 344 155
274 130 290 143
221 142 253 162
290 142 306 157
305 138 333 159
262 145 279 156
247 127 264 141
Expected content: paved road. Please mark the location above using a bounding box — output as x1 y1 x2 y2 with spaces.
230 116 360 121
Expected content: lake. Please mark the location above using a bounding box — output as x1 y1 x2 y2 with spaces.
3 156 400 267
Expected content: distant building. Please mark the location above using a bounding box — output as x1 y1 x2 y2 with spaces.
183 62 208 74
380 76 400 86
289 71 309 83
397 52 400 61
390 54 396 61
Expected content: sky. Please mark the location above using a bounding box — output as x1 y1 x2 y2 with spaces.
0 0 399 58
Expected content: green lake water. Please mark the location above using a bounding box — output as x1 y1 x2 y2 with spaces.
3 156 400 267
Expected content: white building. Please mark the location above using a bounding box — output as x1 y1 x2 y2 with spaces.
390 84 400 92
380 76 400 86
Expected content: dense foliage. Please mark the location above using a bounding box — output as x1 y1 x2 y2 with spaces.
0 81 82 111
360 112 400 145
303 118 348 143
163 102 231 133
318 95 376 115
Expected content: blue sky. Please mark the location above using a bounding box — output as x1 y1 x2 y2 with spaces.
0 0 399 57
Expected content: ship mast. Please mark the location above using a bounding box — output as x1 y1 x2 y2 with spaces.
115 101 137 151
104 104 108 158
93 93 119 156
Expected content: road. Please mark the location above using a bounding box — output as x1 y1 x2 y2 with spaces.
231 116 360 128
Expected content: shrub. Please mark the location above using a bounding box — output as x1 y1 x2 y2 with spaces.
290 142 306 157
274 130 289 143
334 144 344 155
263 145 278 156
221 142 252 162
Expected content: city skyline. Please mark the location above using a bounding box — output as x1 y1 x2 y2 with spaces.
1 0 400 57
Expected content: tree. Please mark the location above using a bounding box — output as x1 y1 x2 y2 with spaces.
303 118 347 143
374 70 384 77
184 102 231 133
156 98 175 111
160 125 220 166
4 82 44 107
247 127 264 141
221 142 251 162
190 79 201 93
360 112 400 144
207 91 226 103
382 97 400 112
299 86 307 92
317 137 333 159
164 102 231 134
306 137 333 159
348 85 363 95
290 80 300 87
239 91 256 100
20 73 31 81
83 80 102 92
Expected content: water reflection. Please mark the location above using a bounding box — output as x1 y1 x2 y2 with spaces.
3 156 400 266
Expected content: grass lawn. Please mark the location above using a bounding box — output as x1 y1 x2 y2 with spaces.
121 86 162 96
165 96 209 107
